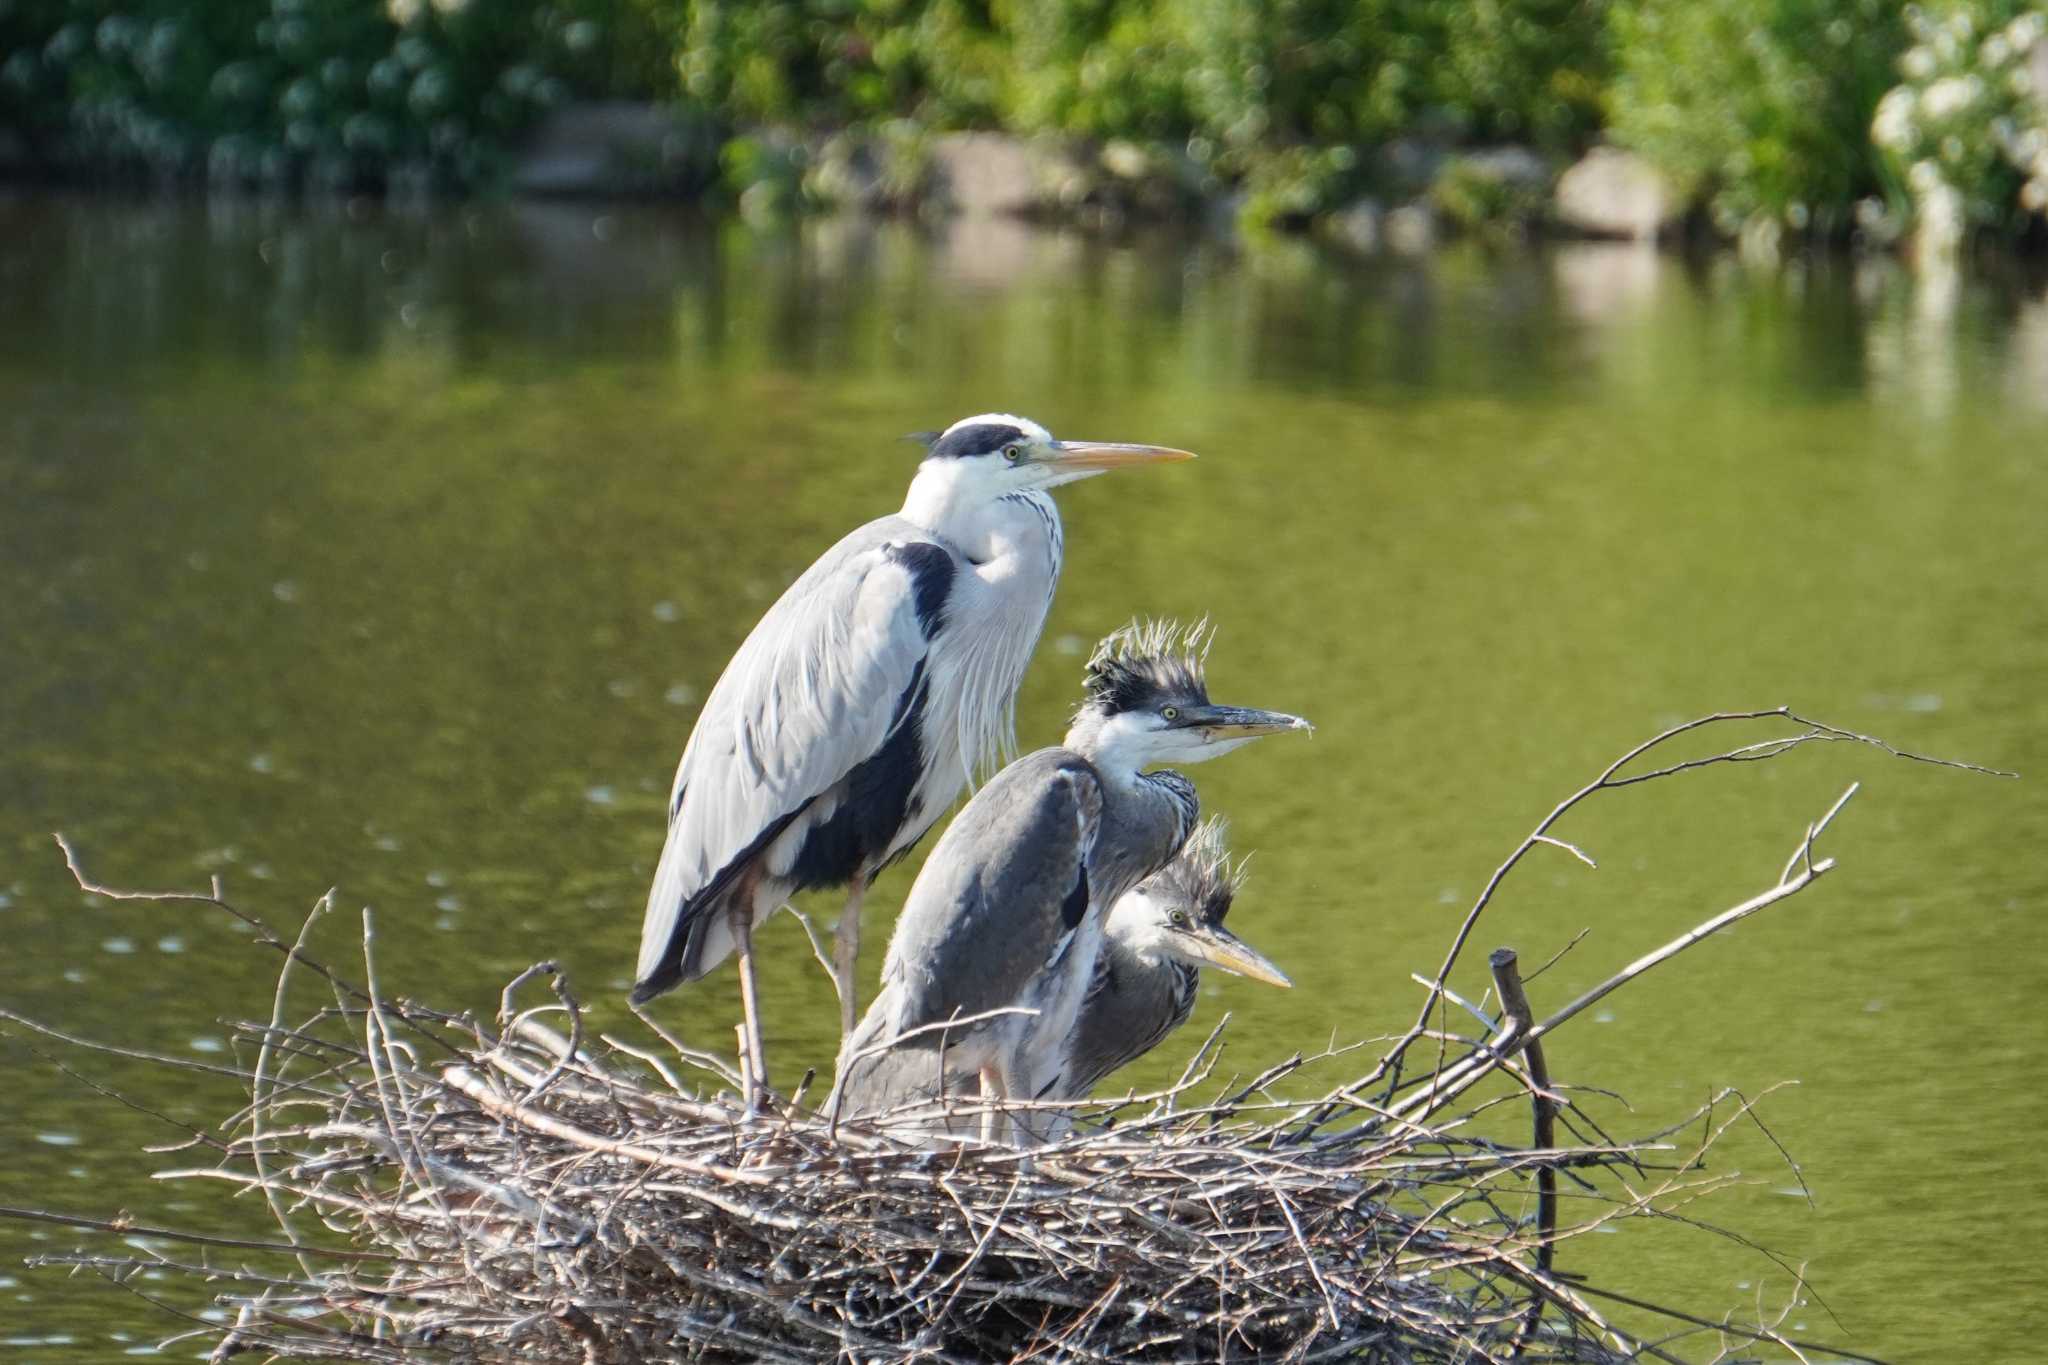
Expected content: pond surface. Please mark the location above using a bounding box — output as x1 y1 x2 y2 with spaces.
1 193 2044 1360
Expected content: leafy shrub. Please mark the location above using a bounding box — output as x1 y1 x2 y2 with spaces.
676 0 1002 129
0 0 675 187
1000 0 1195 140
1606 0 1906 234
1871 2 2048 251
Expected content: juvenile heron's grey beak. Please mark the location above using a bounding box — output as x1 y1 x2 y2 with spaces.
1176 704 1314 742
1181 925 1293 988
1040 441 1197 478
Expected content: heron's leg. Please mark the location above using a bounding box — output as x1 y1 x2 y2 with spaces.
977 1065 1005 1147
731 903 769 1114
832 874 869 1040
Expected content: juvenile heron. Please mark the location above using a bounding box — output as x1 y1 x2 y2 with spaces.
1050 816 1290 1105
837 817 1292 1140
633 414 1194 1101
832 620 1310 1142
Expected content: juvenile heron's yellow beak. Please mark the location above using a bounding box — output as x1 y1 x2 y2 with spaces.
1183 927 1293 989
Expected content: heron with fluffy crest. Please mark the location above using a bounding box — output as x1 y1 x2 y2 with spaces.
1049 816 1290 1105
832 620 1310 1143
830 816 1291 1141
632 415 1195 1106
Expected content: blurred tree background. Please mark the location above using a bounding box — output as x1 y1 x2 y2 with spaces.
2 0 2044 248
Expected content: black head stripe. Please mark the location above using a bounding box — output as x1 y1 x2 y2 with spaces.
926 422 1028 460
1084 657 1208 716
1082 621 1211 716
1150 816 1241 925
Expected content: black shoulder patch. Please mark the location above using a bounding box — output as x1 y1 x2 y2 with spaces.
926 422 1027 461
886 540 955 636
1060 865 1090 931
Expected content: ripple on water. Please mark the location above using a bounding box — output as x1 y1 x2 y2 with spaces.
102 936 136 954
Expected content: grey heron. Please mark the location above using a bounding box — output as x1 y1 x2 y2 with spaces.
1049 816 1290 1105
632 414 1195 1102
832 620 1310 1142
833 816 1291 1140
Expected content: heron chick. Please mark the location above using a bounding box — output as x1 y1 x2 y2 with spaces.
840 817 1292 1141
632 415 1194 1106
832 620 1310 1143
1051 816 1290 1106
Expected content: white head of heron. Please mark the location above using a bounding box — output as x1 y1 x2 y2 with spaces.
900 413 1195 525
1065 619 1313 775
1107 820 1292 989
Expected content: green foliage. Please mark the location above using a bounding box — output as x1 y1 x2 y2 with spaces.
1235 142 1366 231
1429 148 1552 231
0 0 677 186
671 0 1608 154
1413 0 1609 146
677 0 1003 129
1871 2 2048 249
5 0 2038 250
1000 0 1194 139
1606 0 1906 233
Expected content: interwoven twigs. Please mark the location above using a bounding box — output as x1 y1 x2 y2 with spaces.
7 709 2006 1362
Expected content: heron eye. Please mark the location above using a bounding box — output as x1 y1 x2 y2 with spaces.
1168 910 1188 927
1002 443 1022 462
1161 705 1179 721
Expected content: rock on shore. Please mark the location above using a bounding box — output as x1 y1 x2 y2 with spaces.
1553 147 1680 241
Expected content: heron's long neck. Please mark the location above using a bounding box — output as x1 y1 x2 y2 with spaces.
916 490 1064 783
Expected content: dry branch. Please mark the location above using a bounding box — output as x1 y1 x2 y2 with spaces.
2 709 2002 1362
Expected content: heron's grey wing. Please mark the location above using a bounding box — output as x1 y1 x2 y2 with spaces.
1060 959 1189 1100
637 522 948 986
884 753 1104 1032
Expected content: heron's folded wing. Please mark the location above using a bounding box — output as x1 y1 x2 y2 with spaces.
637 529 945 984
887 755 1105 1031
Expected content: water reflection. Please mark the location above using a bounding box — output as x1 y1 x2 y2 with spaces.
8 193 2046 421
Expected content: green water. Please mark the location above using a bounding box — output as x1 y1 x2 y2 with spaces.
1 194 2044 1360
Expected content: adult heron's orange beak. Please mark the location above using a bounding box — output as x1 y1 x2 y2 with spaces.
1041 441 1198 474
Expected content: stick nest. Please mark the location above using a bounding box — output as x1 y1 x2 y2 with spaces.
14 708 1999 1363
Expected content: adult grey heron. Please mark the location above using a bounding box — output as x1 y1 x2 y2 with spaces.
632 414 1194 1102
832 620 1310 1143
1050 816 1290 1105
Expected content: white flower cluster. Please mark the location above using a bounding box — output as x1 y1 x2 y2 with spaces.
1873 5 2048 253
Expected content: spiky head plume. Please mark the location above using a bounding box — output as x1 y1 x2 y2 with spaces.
1148 816 1247 925
1080 618 1213 719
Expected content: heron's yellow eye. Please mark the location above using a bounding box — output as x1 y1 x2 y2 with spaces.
1168 910 1188 927
1002 443 1023 461
1161 705 1179 720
